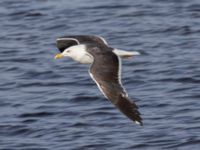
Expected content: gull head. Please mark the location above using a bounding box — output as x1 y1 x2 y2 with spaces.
55 45 93 64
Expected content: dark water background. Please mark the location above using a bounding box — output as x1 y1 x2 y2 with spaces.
0 0 200 149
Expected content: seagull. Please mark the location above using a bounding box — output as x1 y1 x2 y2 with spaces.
55 35 143 126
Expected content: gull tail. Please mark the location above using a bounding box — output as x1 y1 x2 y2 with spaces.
113 49 140 59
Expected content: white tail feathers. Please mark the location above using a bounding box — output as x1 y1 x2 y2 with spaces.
113 49 140 59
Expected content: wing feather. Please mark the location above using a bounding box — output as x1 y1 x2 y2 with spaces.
88 46 143 125
56 38 79 52
56 35 108 53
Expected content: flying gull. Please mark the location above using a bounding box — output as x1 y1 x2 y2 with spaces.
55 35 143 126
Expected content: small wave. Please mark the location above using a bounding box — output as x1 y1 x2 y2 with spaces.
80 111 117 118
17 81 73 88
9 11 44 17
0 57 37 63
166 139 200 149
70 95 101 103
18 111 55 118
69 122 90 127
156 77 200 84
149 25 193 36
80 143 112 149
0 124 33 136
187 4 200 12
174 77 200 83
21 119 37 123
82 4 131 10
25 12 44 17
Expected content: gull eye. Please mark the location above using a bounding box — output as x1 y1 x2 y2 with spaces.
67 50 71 53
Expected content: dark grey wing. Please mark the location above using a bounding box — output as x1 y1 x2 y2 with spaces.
58 35 108 47
88 47 143 125
56 38 79 52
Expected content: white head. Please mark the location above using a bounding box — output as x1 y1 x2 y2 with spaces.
55 45 93 64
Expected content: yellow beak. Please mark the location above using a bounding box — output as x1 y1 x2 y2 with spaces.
54 53 64 59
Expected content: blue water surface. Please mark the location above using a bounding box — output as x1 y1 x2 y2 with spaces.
0 0 200 149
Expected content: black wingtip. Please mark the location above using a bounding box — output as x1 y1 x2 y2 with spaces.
115 94 143 126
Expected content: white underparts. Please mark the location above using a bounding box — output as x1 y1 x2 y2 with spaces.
113 49 140 59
